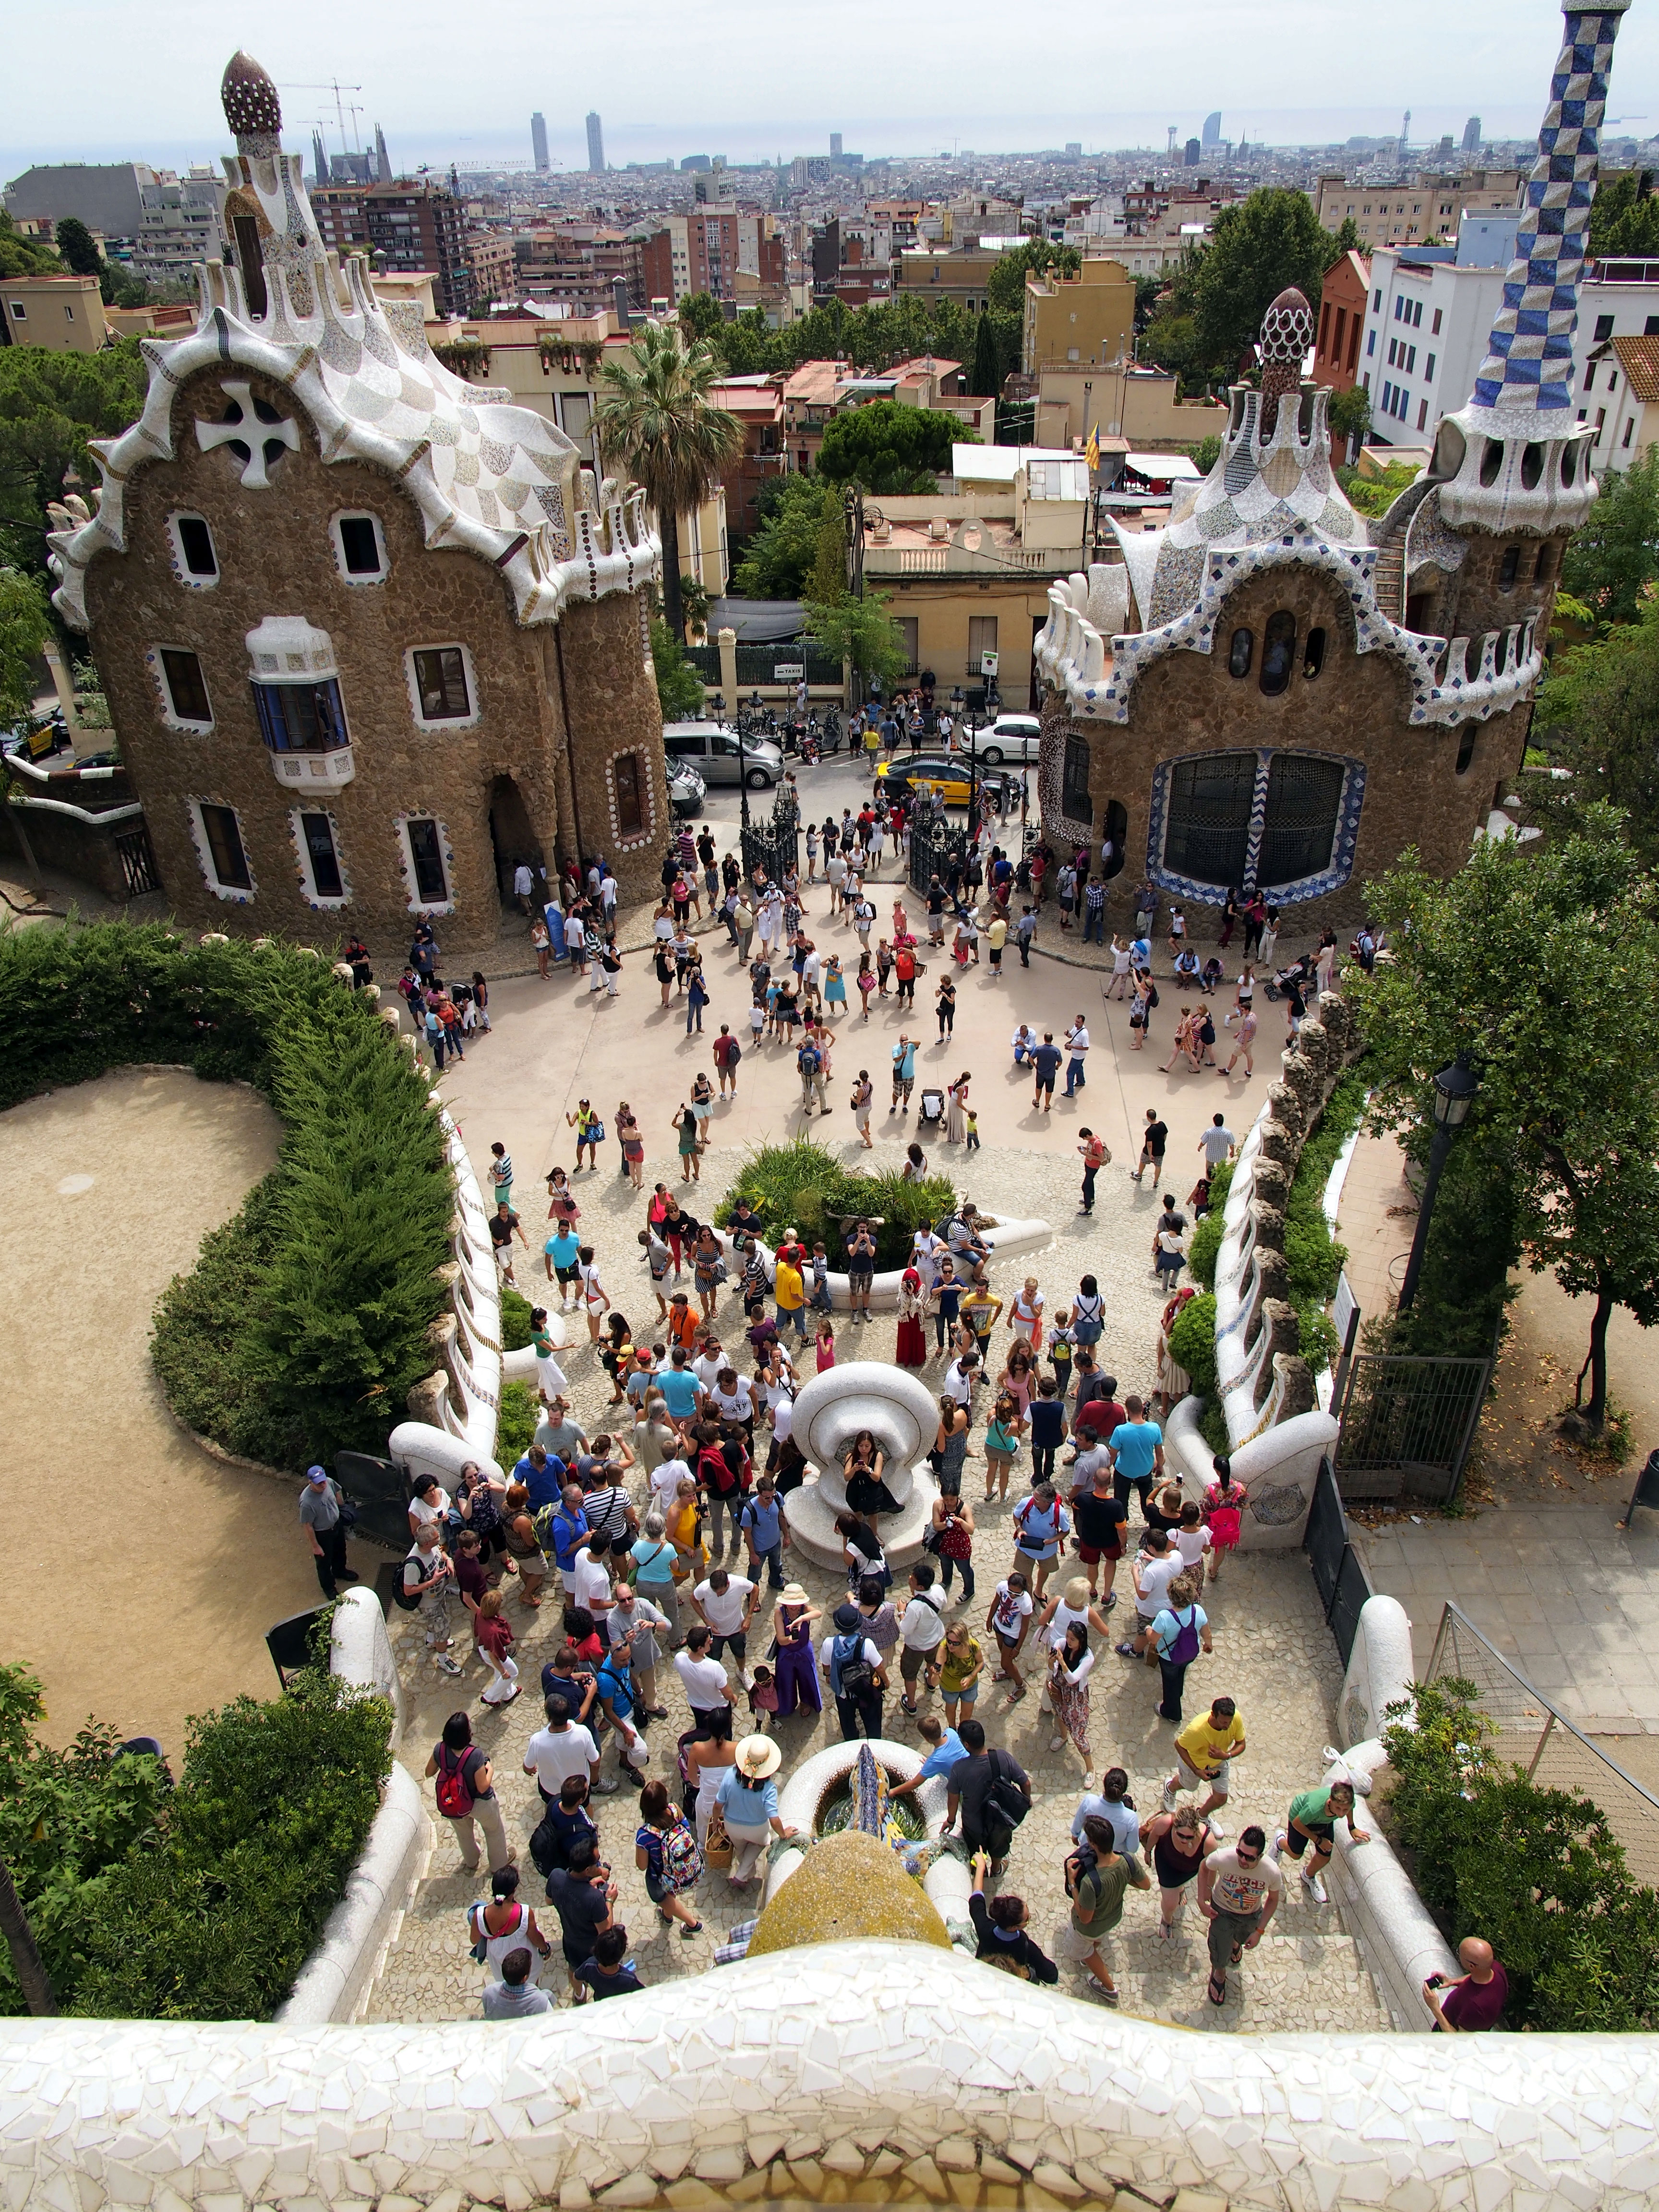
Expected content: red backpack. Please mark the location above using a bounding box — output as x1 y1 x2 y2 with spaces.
434 1746 475 1819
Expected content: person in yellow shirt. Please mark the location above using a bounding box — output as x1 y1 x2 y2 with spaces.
773 1254 808 1344
986 913 1009 977
1163 1695 1246 1827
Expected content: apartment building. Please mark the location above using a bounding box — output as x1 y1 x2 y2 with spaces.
1585 332 1659 469
1313 168 1521 249
638 206 739 305
1022 257 1135 375
365 180 474 316
0 273 108 352
4 161 229 289
1311 249 1371 397
309 184 370 256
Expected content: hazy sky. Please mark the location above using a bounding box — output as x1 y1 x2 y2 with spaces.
6 0 1655 181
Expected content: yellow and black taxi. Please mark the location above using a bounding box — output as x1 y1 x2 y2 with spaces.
875 756 1012 807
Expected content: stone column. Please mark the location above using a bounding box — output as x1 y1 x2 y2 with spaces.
718 625 738 706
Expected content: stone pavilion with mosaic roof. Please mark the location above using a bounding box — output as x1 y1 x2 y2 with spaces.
1034 1 1628 929
46 52 668 944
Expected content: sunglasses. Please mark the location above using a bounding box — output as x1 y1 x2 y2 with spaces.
1235 1848 1262 1865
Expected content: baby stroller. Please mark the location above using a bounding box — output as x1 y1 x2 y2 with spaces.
1264 953 1315 1002
917 1087 946 1128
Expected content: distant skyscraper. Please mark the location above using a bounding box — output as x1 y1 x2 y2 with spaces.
1201 111 1222 147
531 111 549 171
311 130 329 191
1184 138 1201 167
830 133 843 158
1462 115 1482 153
586 111 605 173
375 124 391 183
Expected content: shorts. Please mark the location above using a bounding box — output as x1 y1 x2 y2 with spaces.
555 1263 579 1285
900 1644 942 1685
1076 1541 1121 1566
847 1270 874 1292
1283 1820 1333 1859
1177 1749 1231 1795
1015 1545 1057 1569
942 1680 977 1708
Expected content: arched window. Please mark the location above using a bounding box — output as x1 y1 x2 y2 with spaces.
1227 627 1253 678
1455 729 1476 776
1157 748 1359 903
1259 610 1297 696
613 751 645 834
1534 542 1555 582
1302 627 1327 680
1498 546 1521 592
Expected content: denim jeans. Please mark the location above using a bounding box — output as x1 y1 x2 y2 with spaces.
1082 907 1106 944
1065 1056 1087 1094
938 1552 976 1602
751 1540 785 1590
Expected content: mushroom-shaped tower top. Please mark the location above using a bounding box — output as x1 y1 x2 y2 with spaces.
1261 286 1313 364
221 51 282 140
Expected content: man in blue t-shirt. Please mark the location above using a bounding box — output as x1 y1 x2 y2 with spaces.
1030 1033 1062 1110
888 1714 964 1801
891 1034 918 1111
514 1443 568 1514
1106 1395 1165 1519
739 1479 786 1589
544 1225 582 1310
654 1349 702 1430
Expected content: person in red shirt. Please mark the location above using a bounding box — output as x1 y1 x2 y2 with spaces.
1425 1938 1508 2031
1076 1375 1128 1442
712 1024 742 1097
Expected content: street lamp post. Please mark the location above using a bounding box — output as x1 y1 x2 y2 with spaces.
1395 1055 1479 1313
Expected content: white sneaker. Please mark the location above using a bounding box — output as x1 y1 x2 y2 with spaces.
1268 1830 1285 1863
1206 1818 1225 1840
1303 1869 1328 1905
1161 1778 1179 1813
1048 1734 1065 1752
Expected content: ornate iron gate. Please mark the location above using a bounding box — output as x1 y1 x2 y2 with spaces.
1334 1351 1494 1503
115 824 159 898
907 793 972 895
740 787 799 888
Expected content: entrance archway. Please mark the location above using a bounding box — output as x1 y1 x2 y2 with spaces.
487 775 545 912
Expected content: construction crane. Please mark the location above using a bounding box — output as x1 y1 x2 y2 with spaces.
279 79 364 152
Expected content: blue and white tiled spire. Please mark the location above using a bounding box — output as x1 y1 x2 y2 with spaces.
1471 1 1632 417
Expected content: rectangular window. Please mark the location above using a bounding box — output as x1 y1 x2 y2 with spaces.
199 803 251 891
337 515 383 575
405 817 448 903
175 516 217 577
1372 288 1381 309
1407 346 1416 373
1646 315 1659 336
300 811 343 900
1387 338 1397 368
8 302 24 321
1595 313 1615 342
896 615 919 667
253 679 348 752
1624 416 1635 447
1367 329 1375 357
1414 300 1423 327
1596 407 1607 435
1584 361 1597 391
1432 307 1443 335
1394 297 1403 321
613 751 645 834
968 615 998 673
160 648 212 724
1418 399 1429 430
1425 352 1436 382
1061 733 1093 826
412 647 471 720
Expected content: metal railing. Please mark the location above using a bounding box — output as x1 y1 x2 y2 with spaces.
1334 1349 1493 1503
1304 1455 1373 1666
1425 1602 1659 1888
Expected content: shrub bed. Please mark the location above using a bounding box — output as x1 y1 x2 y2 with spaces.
1382 1679 1659 2031
0 923 454 1468
716 1137 957 1271
1167 1291 1217 1397
0 1657 392 2020
1281 1067 1366 1375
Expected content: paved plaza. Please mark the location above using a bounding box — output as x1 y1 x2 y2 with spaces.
368 854 1385 2033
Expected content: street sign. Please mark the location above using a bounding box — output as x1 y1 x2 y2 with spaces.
979 650 999 676
773 662 805 680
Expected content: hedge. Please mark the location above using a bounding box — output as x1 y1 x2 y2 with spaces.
715 1137 958 1272
1281 1067 1365 1375
0 923 454 1467
0 1656 392 2019
1167 1291 1217 1396
1382 1679 1659 2031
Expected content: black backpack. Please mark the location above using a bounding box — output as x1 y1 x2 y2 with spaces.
985 1749 1031 1831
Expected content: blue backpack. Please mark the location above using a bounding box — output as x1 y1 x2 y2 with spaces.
830 1632 874 1697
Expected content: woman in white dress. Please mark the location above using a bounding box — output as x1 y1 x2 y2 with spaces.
945 1072 970 1146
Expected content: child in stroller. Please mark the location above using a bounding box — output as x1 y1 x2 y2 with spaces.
917 1087 947 1128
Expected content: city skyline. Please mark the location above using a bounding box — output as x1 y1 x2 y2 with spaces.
6 0 1654 185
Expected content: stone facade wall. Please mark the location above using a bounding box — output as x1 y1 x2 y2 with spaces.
0 803 137 903
1040 562 1528 934
1440 521 1569 644
80 362 662 954
554 590 670 908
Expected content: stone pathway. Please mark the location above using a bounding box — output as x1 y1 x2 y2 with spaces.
368 1142 1387 2036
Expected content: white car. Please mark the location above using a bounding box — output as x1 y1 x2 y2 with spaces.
974 714 1041 767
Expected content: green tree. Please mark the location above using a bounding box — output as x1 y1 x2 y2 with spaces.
0 211 60 280
984 240 1082 319
1328 381 1373 452
678 572 711 638
801 588 909 694
595 323 742 640
1192 189 1345 379
0 565 52 724
1533 591 1659 864
1189 433 1222 476
1133 273 1165 327
1560 443 1659 630
1590 168 1659 257
808 482 848 604
733 474 829 598
1348 807 1659 1432
969 309 1001 398
53 218 104 279
677 290 727 342
817 398 963 494
0 340 148 581
650 616 705 718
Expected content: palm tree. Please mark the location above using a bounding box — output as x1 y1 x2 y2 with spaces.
595 324 742 642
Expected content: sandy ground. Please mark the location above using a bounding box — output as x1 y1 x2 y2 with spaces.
0 1066 364 1756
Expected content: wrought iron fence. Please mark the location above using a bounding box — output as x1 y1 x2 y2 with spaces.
733 643 843 687
682 644 722 682
907 795 973 895
1334 1350 1493 1503
1425 1602 1659 1889
1304 1455 1373 1667
115 824 159 899
740 789 799 888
